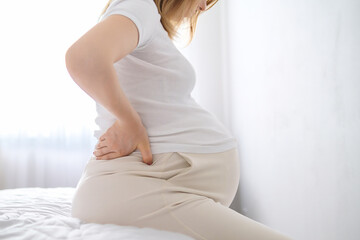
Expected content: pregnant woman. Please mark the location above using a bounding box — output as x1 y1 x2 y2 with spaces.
65 0 291 239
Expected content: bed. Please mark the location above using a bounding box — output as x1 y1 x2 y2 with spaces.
0 187 194 240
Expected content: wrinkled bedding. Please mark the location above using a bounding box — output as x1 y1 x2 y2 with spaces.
0 187 193 240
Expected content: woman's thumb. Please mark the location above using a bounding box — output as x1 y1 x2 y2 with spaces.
138 142 153 165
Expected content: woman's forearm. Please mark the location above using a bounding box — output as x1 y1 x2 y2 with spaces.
65 51 138 123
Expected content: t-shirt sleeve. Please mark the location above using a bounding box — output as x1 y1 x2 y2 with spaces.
99 0 160 49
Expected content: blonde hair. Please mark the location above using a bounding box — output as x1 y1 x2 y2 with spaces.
99 0 218 45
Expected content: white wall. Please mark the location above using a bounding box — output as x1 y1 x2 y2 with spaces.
226 0 360 239
180 0 360 239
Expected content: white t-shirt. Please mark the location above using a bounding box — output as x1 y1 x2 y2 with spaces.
95 0 237 154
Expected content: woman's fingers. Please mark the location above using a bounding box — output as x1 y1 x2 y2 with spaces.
95 140 106 149
93 146 114 157
94 118 153 163
96 152 122 160
138 139 153 165
94 138 153 164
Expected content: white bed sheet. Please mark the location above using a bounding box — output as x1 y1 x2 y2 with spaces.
0 187 194 240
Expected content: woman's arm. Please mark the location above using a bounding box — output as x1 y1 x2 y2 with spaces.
65 15 153 164
65 15 138 122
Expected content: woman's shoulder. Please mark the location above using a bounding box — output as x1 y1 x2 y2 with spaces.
101 0 160 24
106 0 159 16
101 0 161 50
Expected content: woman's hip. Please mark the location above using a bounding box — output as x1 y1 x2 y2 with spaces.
71 148 240 222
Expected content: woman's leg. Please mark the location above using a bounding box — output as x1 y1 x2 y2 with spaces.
71 149 291 240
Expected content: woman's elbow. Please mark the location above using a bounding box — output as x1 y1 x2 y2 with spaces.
65 46 86 82
66 47 109 79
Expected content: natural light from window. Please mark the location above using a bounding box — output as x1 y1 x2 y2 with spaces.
0 0 109 138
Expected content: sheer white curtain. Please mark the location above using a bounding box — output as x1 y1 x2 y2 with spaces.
0 0 108 189
0 1 230 190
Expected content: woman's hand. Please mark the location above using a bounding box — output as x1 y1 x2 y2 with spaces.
93 111 153 165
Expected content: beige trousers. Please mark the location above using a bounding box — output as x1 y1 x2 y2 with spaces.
71 148 291 240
